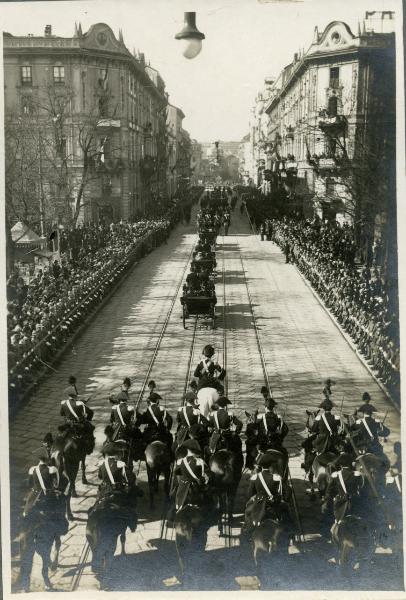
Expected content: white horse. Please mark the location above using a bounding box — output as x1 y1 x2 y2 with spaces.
197 387 219 418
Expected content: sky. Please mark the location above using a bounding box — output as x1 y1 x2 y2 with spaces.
0 0 400 142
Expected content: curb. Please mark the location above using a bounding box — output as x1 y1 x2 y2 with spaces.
293 263 400 413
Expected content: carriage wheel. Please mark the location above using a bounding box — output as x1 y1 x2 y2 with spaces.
183 305 187 329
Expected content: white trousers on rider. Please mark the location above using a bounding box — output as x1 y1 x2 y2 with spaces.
197 388 219 418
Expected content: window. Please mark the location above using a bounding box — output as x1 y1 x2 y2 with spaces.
329 67 340 89
21 96 31 114
58 136 67 159
21 66 32 86
53 66 65 84
327 95 338 117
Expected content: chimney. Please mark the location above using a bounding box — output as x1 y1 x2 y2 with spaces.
44 24 52 36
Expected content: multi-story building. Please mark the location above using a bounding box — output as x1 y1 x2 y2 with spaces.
190 140 203 185
3 22 173 226
165 104 192 197
248 77 275 190
262 10 395 240
238 133 253 185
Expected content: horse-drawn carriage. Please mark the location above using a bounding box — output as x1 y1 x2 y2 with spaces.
180 293 216 329
192 251 217 272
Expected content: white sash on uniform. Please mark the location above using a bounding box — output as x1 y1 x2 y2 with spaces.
362 417 374 439
338 470 347 494
214 411 220 430
321 413 333 435
262 414 268 433
183 407 191 428
258 471 281 498
104 457 116 485
182 457 200 481
66 399 79 420
35 465 47 493
116 404 126 427
148 406 160 425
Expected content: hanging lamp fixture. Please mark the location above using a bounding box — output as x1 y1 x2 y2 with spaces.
175 12 205 59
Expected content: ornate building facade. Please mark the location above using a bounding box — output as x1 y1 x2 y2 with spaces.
4 22 189 226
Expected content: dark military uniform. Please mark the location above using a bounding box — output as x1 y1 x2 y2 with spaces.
110 401 134 436
138 403 173 448
257 410 289 452
60 397 95 454
351 415 386 453
323 467 364 522
24 462 59 516
175 403 209 449
208 407 243 459
194 357 225 391
244 470 289 528
98 456 132 494
174 454 210 510
310 411 341 454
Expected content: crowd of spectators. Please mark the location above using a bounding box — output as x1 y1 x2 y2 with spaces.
245 194 400 403
7 189 203 410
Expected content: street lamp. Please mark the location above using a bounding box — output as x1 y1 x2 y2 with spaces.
175 12 205 59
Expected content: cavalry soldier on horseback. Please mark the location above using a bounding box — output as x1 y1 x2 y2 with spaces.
321 452 364 525
194 345 226 391
257 397 289 454
208 396 243 455
23 448 59 517
60 385 95 455
175 391 209 449
173 439 210 512
244 452 291 531
310 398 341 455
110 392 135 436
351 402 389 455
138 392 173 450
98 441 135 496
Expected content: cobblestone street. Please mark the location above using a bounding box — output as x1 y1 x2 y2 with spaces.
10 204 402 592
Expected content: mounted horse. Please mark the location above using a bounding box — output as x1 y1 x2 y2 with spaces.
136 395 174 509
194 345 226 418
53 421 93 500
330 514 375 577
18 446 68 592
86 486 139 588
243 455 292 583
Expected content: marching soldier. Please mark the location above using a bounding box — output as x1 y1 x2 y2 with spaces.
310 399 341 454
23 448 59 517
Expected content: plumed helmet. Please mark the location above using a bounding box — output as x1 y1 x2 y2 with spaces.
319 399 334 411
203 344 215 358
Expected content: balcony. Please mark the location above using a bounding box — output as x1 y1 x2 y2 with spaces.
318 113 346 136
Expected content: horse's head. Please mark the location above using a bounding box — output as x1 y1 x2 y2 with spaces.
245 410 258 424
305 409 319 431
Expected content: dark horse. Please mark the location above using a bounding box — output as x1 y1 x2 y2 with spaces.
209 446 243 536
86 487 138 589
49 430 88 523
145 440 172 509
18 494 68 592
330 515 375 577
